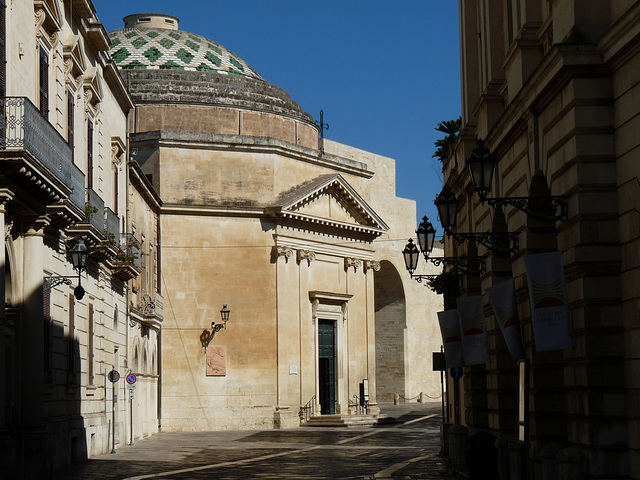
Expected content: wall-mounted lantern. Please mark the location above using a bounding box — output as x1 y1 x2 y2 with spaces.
44 238 89 299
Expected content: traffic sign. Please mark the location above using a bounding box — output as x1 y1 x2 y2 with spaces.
108 370 120 383
449 367 463 379
126 373 137 385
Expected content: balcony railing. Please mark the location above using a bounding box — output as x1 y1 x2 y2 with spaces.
105 207 120 240
70 164 85 210
120 233 142 270
85 188 105 232
0 97 77 193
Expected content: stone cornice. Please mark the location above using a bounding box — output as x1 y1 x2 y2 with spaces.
130 130 374 178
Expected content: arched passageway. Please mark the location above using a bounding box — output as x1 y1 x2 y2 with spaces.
374 260 407 402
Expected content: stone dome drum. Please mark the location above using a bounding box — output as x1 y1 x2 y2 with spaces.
108 14 318 153
108 14 264 81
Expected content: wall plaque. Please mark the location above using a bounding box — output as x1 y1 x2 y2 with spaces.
206 345 227 376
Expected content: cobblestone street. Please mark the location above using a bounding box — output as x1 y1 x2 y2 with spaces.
58 403 458 479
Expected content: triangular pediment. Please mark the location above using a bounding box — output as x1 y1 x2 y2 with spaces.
267 175 388 236
35 0 63 34
63 34 87 78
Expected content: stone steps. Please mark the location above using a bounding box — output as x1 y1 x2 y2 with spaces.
304 414 389 428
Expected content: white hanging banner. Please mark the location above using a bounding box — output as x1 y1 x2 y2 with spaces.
525 252 573 351
457 295 490 366
485 279 525 361
437 309 464 369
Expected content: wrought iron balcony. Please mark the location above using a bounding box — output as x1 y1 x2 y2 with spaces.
105 207 120 240
0 97 84 225
111 233 142 281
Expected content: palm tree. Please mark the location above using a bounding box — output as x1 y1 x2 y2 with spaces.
432 116 461 162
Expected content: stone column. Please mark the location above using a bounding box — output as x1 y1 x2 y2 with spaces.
21 217 48 425
364 260 380 415
0 190 13 447
21 216 49 477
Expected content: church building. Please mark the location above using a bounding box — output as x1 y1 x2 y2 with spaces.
107 13 443 431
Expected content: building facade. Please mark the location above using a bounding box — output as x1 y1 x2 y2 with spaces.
0 1 161 477
108 13 443 432
442 1 640 479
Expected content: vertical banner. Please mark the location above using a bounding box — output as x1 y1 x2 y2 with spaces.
457 296 490 365
525 252 573 351
485 279 525 361
437 310 464 368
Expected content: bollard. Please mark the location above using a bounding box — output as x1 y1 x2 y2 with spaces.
419 392 425 403
394 393 399 405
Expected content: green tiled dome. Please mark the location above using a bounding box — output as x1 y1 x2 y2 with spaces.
108 14 264 81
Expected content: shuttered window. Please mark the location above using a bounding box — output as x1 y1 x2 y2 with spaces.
68 294 76 381
87 119 93 189
39 47 49 118
88 303 94 385
68 91 75 162
0 0 6 98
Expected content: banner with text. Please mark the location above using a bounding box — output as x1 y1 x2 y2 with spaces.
437 309 464 368
485 279 525 361
457 295 490 365
525 252 573 351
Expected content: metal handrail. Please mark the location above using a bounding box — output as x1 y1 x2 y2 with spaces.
300 395 316 423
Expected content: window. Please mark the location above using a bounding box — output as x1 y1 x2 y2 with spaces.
88 303 94 385
68 294 76 381
44 288 52 380
67 91 75 162
0 0 6 98
113 164 119 214
39 46 49 118
87 119 93 189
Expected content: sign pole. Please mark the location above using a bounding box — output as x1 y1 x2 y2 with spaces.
126 372 137 446
107 366 120 454
129 388 134 446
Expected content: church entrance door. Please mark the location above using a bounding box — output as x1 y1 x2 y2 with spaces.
318 320 336 414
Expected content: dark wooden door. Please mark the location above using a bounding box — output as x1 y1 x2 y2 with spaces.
318 320 336 414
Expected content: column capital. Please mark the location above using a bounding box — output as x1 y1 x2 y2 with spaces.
344 257 362 272
24 215 50 236
364 260 381 273
297 249 316 265
274 246 294 262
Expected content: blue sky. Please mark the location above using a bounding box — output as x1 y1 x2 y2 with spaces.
92 0 461 232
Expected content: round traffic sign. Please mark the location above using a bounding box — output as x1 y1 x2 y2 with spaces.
449 367 463 379
126 373 137 385
108 370 120 383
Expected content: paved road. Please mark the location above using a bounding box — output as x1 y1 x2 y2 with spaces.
59 402 457 479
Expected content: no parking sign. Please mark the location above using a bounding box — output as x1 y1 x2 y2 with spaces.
126 373 137 385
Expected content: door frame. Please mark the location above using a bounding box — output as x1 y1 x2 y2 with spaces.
310 291 351 415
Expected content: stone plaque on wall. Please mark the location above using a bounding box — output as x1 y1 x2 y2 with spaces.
206 345 227 376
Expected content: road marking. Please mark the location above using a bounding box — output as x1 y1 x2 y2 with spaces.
123 446 323 479
336 413 438 445
123 413 439 479
373 453 438 478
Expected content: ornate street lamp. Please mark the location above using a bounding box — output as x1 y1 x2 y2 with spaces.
402 217 486 278
44 238 90 299
434 185 458 233
416 216 436 258
200 304 231 349
434 185 520 255
466 139 568 223
402 238 420 276
466 139 496 202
